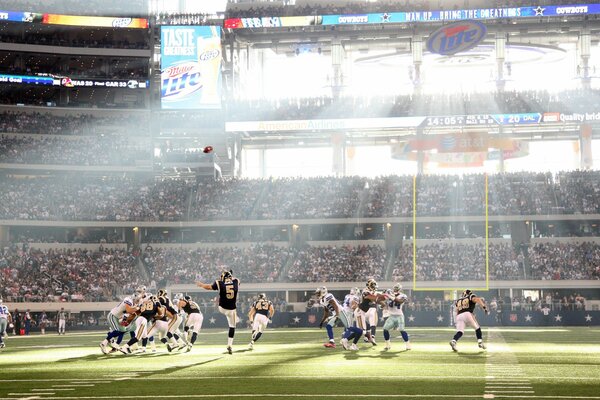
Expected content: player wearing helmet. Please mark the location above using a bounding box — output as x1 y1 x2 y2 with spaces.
119 295 164 354
314 287 362 350
99 292 139 354
0 297 13 349
196 269 240 354
177 295 203 352
450 289 489 352
382 284 411 351
164 292 189 352
357 279 380 345
248 293 275 349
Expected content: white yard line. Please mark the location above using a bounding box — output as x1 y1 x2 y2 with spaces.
3 395 600 400
484 330 535 400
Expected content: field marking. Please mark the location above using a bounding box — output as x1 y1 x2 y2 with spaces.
51 385 94 388
485 331 535 400
2 375 600 383
485 390 535 395
4 395 600 400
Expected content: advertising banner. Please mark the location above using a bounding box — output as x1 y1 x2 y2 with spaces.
225 4 600 29
0 11 38 22
224 15 321 29
41 14 148 28
225 117 426 132
161 26 222 110
0 73 148 89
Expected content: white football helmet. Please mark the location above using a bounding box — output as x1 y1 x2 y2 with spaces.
315 286 328 298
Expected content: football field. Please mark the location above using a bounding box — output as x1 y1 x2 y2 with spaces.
0 327 599 400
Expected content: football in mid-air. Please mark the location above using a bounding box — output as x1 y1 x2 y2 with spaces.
203 146 213 153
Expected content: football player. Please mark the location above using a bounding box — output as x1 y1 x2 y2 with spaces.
177 295 203 352
165 292 189 351
342 287 359 315
0 297 13 349
144 289 179 353
357 279 379 345
248 293 274 349
99 289 140 354
196 270 240 354
382 284 411 351
315 287 361 349
119 295 164 354
450 289 489 352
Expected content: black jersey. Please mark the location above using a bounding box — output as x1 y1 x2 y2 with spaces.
180 299 200 315
252 299 272 317
139 298 161 320
455 294 477 315
158 296 176 321
358 289 377 312
211 277 239 310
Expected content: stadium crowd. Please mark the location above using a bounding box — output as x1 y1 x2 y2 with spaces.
287 244 386 282
0 177 189 221
2 172 600 221
0 111 147 136
392 242 522 282
141 244 291 286
1 240 599 303
0 27 148 50
0 247 137 302
0 135 151 165
529 242 600 280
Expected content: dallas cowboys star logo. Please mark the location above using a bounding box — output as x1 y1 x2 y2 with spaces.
381 13 391 23
408 315 415 322
436 315 444 322
554 314 562 322
585 314 592 322
534 6 545 16
292 316 301 324
209 317 216 324
525 315 532 322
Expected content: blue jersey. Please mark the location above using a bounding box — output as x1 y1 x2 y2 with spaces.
0 305 9 319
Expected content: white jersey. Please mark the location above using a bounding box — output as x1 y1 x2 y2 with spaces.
0 304 8 319
342 294 354 313
384 293 407 316
320 293 341 316
110 297 135 318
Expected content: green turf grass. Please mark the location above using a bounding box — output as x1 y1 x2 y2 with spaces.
0 327 599 400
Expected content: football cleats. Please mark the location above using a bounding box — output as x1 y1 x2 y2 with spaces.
258 293 266 300
315 286 328 298
221 270 233 281
462 289 473 298
393 283 402 293
366 279 378 291
157 289 167 298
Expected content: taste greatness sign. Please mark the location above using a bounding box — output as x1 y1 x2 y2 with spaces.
160 26 222 109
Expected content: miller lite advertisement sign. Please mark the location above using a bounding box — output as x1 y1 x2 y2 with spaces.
160 26 222 109
426 20 487 55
